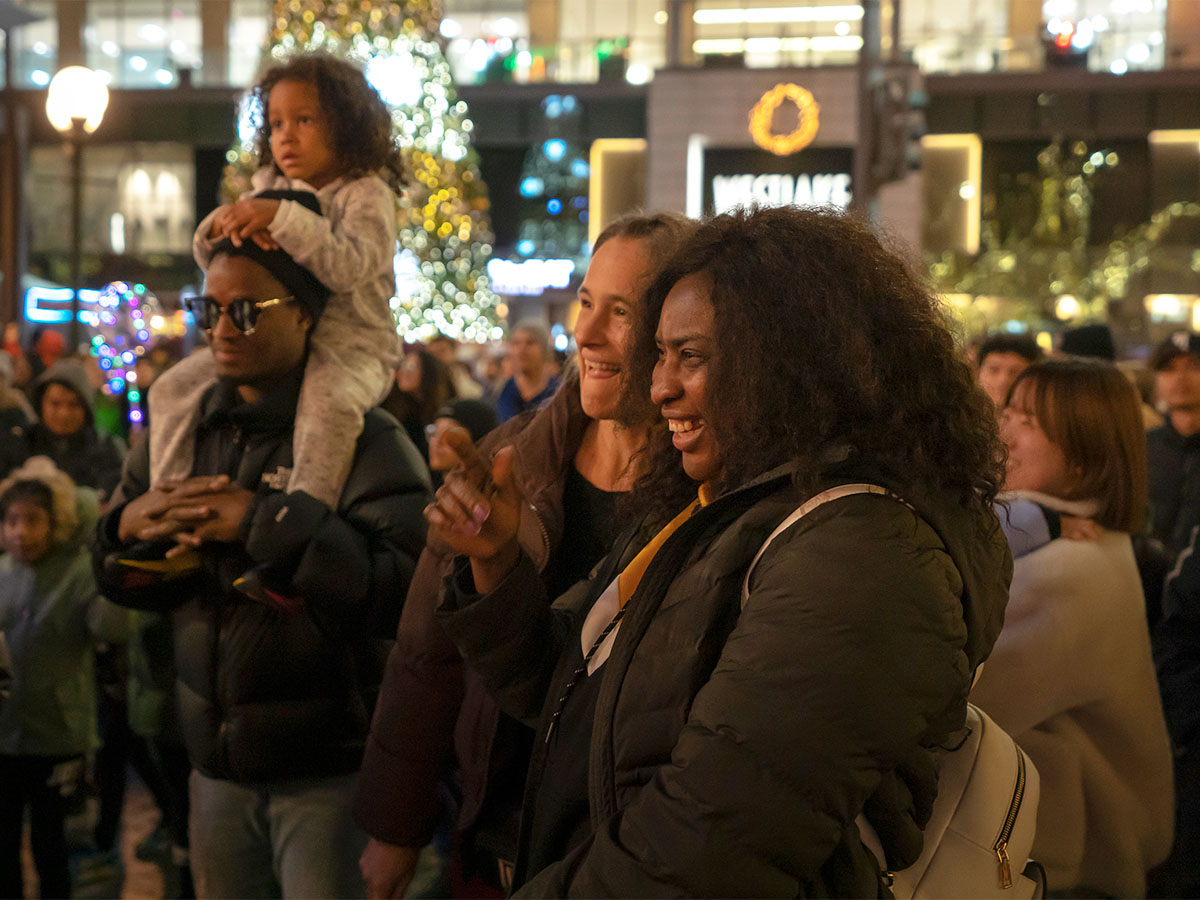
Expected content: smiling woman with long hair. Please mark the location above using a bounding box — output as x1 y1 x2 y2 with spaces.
426 205 1012 897
354 212 692 898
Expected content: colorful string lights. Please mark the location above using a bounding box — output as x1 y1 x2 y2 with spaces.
88 281 160 429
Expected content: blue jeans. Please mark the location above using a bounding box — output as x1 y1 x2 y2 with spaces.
189 769 367 899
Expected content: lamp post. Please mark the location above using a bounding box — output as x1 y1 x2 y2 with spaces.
45 66 108 350
0 0 45 329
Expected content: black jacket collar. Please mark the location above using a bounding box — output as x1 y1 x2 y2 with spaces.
199 366 305 436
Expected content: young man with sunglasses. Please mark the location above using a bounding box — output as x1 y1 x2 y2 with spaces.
92 209 433 899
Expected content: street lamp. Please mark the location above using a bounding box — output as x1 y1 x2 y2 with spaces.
45 66 108 349
1 0 45 328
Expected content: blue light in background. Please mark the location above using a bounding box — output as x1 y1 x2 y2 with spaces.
571 158 590 178
23 287 101 324
519 176 544 198
517 239 536 256
543 139 567 162
546 199 562 215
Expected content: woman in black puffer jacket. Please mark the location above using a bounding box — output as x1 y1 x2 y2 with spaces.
427 206 1013 898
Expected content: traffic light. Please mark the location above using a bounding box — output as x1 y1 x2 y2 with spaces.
1044 20 1090 68
871 66 925 185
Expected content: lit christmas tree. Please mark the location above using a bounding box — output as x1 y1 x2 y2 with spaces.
221 0 502 343
929 138 1106 332
514 95 591 267
930 137 1200 337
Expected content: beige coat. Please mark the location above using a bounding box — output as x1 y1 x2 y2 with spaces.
973 492 1174 897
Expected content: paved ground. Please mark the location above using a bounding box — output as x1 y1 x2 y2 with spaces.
20 768 167 900
19 767 447 899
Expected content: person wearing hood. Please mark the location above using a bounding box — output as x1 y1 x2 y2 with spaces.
0 360 126 500
0 457 131 899
0 353 33 431
425 206 1012 896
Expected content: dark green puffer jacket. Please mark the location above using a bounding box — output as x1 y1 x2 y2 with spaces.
439 466 1012 898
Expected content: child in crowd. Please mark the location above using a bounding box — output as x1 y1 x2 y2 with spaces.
149 52 405 510
0 457 131 899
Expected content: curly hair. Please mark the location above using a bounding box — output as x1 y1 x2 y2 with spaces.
250 53 407 192
625 205 1005 520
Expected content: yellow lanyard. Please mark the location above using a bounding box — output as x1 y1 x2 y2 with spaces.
616 483 713 609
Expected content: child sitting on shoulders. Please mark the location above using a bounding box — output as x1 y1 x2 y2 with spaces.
150 52 406 514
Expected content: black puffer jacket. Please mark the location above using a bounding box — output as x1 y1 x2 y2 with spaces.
439 467 1011 897
94 372 431 782
1148 421 1200 558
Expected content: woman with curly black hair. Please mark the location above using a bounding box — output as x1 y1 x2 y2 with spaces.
425 205 1014 896
149 52 406 526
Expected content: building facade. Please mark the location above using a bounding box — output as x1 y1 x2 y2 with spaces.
2 0 1198 343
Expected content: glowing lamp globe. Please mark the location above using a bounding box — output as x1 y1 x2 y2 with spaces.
46 67 109 134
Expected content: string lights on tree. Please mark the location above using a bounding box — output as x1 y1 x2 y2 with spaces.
87 281 160 430
223 0 502 343
930 138 1200 336
514 94 591 268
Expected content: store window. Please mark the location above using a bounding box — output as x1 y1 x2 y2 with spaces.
557 0 664 82
11 0 56 88
27 143 195 277
439 0 665 84
229 0 271 86
902 0 1169 74
84 0 201 88
1041 0 1168 73
689 0 865 69
902 0 1010 73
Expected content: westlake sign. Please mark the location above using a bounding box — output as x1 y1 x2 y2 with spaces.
712 172 852 213
702 147 854 216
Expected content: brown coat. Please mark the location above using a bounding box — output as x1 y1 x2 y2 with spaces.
352 379 589 848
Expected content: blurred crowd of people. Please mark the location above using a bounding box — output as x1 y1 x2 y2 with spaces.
0 306 569 898
0 209 1195 899
0 51 1194 900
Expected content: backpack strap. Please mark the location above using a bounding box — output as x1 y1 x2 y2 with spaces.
741 483 909 608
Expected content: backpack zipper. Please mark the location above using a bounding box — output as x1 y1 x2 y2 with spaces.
993 745 1026 889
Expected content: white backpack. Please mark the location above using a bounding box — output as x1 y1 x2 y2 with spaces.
742 484 1044 899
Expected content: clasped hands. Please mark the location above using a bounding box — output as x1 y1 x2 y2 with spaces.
209 197 282 251
118 475 255 557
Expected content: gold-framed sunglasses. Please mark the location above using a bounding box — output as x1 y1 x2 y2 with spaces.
185 295 296 335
